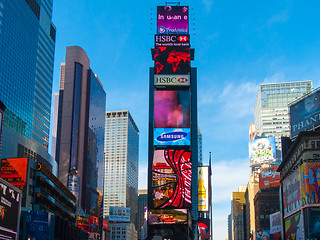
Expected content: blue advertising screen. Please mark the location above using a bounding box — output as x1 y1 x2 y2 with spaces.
154 128 190 146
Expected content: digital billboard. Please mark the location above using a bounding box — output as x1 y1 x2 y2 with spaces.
259 166 280 189
270 211 282 234
152 149 191 209
154 47 190 75
0 158 28 191
303 207 320 239
148 209 187 225
249 137 277 166
198 166 209 212
109 207 130 222
0 178 22 240
155 34 190 47
285 213 303 240
154 128 190 146
300 161 320 205
290 89 320 138
154 75 190 86
26 211 49 240
283 167 301 217
154 90 190 128
157 6 189 34
256 230 270 240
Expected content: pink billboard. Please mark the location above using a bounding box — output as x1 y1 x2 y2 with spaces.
157 6 189 34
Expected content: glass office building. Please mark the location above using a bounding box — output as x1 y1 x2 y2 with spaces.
0 0 56 152
103 110 139 230
254 81 312 150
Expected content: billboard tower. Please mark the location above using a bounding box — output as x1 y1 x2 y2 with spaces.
148 4 198 240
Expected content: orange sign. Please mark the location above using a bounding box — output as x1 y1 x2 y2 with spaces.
259 166 280 189
0 158 28 190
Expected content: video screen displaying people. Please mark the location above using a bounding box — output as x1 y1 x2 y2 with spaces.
154 47 190 75
154 90 190 129
152 149 192 209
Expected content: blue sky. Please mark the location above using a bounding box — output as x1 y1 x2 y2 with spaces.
51 0 320 239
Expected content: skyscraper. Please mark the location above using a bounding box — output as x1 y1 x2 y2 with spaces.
103 110 139 230
0 0 56 156
55 46 106 215
138 189 148 240
254 81 312 150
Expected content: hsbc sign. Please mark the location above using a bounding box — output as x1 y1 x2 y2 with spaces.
155 34 190 47
154 75 190 86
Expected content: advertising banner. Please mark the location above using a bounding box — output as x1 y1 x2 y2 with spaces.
259 166 280 189
290 89 320 138
154 47 190 75
249 137 277 166
152 149 192 208
283 167 301 217
0 178 21 239
154 90 190 128
303 207 320 240
109 207 130 222
148 209 187 225
301 161 320 205
68 175 79 199
154 128 190 146
256 230 270 240
26 211 49 240
154 75 190 86
285 213 303 240
270 211 282 234
155 34 190 47
198 166 209 212
0 158 28 191
157 6 189 34
198 222 210 240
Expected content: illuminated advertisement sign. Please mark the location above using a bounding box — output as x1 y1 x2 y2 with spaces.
0 158 28 191
154 75 190 86
301 161 320 205
285 213 303 240
148 209 187 225
154 128 190 146
157 6 189 34
155 34 190 47
0 178 21 240
154 47 190 75
283 167 301 217
68 175 79 199
198 166 209 212
270 211 282 234
198 222 210 240
154 90 190 128
249 137 276 166
290 89 320 138
259 166 280 189
303 207 320 239
152 149 191 209
26 211 49 240
109 207 130 222
256 230 270 240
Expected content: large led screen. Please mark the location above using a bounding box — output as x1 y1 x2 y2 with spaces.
154 47 190 75
290 89 320 138
157 6 189 34
198 166 209 212
259 166 280 189
301 161 320 205
155 34 190 47
249 137 276 166
285 213 303 240
303 207 320 239
0 158 28 191
152 149 191 209
283 167 301 217
154 90 190 128
256 230 270 240
154 128 190 146
148 209 187 225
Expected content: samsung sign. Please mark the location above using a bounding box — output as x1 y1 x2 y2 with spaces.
154 75 190 86
154 128 190 146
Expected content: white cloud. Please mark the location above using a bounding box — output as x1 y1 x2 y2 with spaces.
202 0 213 12
267 11 289 27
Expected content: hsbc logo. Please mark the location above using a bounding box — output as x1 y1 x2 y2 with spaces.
155 34 190 46
154 75 190 86
178 36 188 42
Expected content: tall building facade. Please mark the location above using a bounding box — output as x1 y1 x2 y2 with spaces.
103 110 139 230
55 46 106 216
254 81 312 150
0 0 56 155
138 189 148 240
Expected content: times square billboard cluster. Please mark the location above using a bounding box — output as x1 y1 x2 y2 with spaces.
148 5 194 240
